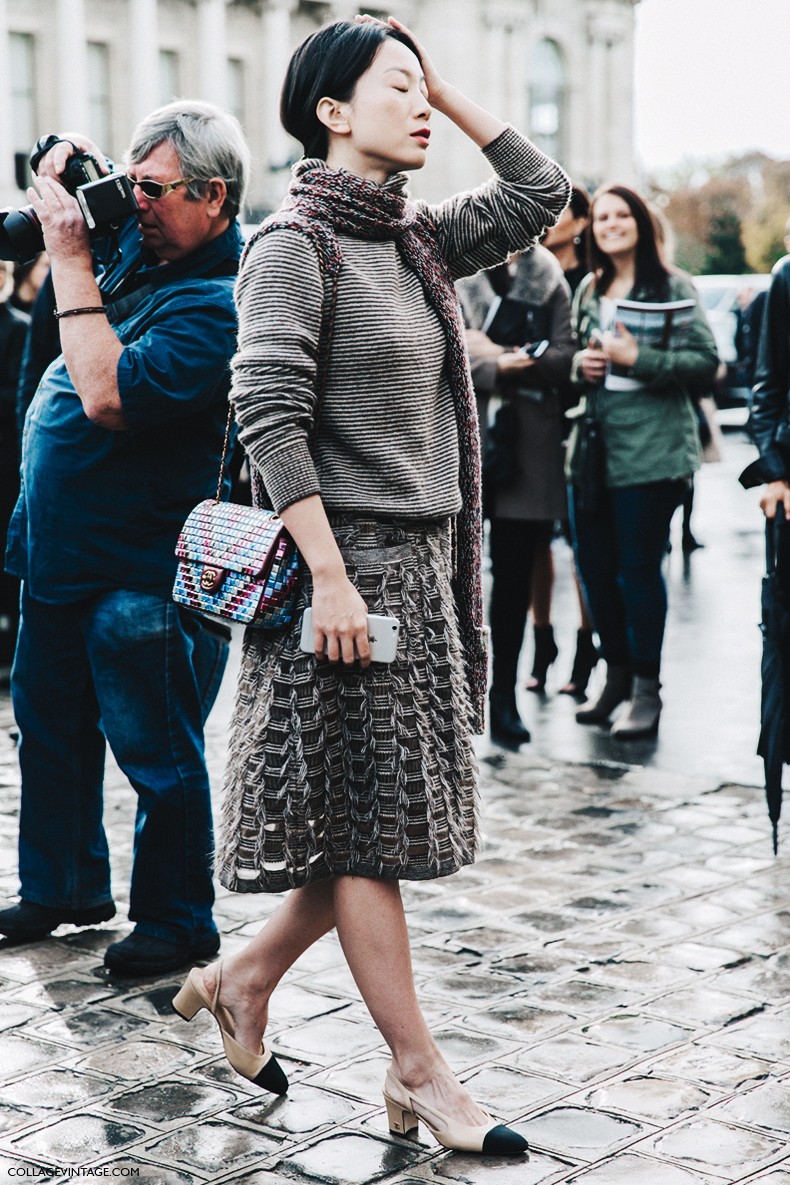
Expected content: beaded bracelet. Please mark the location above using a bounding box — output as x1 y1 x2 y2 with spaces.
54 306 106 319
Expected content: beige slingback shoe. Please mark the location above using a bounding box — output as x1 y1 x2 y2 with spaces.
383 1067 527 1155
172 963 287 1095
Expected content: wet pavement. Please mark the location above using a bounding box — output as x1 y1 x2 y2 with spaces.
1 427 790 1184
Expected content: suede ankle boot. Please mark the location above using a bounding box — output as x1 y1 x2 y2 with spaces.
575 664 631 725
610 675 662 739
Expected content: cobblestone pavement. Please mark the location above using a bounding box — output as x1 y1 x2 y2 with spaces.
1 674 790 1185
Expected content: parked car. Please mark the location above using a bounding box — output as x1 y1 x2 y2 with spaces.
692 273 772 409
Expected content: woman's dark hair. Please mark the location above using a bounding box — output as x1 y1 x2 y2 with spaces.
569 185 591 220
587 183 671 299
281 20 422 160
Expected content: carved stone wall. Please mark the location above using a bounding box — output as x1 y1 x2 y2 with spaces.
1 0 640 213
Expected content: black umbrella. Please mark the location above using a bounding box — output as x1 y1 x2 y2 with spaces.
757 504 790 853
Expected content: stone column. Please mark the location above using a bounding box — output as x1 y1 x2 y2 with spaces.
129 0 159 126
0 0 14 198
197 0 228 109
329 0 357 18
260 0 295 172
484 16 508 126
584 4 624 185
56 0 89 131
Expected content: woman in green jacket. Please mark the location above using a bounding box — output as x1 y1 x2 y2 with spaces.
565 184 717 738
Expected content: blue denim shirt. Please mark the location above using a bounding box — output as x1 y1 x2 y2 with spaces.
6 218 243 602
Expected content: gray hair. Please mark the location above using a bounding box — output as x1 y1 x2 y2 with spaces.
126 100 250 219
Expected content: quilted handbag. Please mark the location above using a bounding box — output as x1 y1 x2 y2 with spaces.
173 497 300 630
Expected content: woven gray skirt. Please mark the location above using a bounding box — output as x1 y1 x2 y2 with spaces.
216 516 479 893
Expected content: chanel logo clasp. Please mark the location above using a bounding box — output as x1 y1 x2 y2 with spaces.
201 566 223 592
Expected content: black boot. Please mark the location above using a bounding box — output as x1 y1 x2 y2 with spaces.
525 625 559 693
489 690 531 746
559 629 599 699
681 528 703 553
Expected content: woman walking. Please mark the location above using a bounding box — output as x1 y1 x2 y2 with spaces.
173 15 569 1154
566 184 717 738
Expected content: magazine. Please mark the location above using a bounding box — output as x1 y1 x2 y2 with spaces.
605 297 696 391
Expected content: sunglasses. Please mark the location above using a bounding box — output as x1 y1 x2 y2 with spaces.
126 175 197 200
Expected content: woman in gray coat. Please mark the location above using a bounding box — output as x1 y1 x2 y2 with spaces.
459 244 574 744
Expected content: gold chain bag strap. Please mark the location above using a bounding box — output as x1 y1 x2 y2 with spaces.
171 217 341 629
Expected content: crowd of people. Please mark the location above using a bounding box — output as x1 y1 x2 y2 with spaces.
0 11 783 1161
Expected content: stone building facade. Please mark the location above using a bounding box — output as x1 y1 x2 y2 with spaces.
0 0 640 217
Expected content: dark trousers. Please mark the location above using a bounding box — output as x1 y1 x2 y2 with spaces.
568 480 685 679
12 587 228 942
489 517 553 693
0 440 20 668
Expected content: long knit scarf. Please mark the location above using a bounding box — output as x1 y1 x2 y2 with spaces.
241 160 487 732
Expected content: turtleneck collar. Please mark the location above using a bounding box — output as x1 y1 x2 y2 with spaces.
292 156 410 198
283 155 417 241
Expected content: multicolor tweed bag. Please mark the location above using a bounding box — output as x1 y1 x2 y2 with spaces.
173 498 300 629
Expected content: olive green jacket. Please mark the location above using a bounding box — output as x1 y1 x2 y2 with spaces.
565 272 719 488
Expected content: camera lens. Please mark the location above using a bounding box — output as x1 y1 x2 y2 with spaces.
0 207 45 263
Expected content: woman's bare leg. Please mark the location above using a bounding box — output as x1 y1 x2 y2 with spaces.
333 875 488 1125
200 878 336 1052
199 874 488 1124
530 540 554 627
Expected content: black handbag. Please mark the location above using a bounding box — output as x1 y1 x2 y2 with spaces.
482 400 520 516
575 401 607 515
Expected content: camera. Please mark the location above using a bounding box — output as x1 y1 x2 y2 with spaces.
0 142 138 263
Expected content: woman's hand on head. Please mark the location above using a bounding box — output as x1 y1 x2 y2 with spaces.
310 573 371 667
355 14 447 105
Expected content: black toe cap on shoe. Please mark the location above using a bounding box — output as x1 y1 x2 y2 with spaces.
481 1124 529 1155
253 1053 289 1096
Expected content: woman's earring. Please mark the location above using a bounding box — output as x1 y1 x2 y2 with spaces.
573 235 582 245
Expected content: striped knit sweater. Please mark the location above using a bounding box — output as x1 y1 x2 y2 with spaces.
230 126 570 520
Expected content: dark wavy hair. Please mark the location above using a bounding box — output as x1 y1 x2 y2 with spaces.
569 184 591 220
281 20 422 160
587 183 671 299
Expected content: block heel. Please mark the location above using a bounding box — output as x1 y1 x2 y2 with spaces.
384 1093 419 1137
383 1067 527 1156
172 964 288 1095
171 977 204 1021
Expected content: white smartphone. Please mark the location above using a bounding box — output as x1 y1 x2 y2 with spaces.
519 339 550 358
299 607 400 664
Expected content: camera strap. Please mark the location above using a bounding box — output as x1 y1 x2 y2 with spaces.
102 250 238 327
102 281 157 327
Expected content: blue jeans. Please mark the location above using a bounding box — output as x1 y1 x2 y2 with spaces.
11 586 229 944
568 480 686 678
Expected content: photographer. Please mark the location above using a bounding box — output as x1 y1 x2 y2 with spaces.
0 101 250 976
